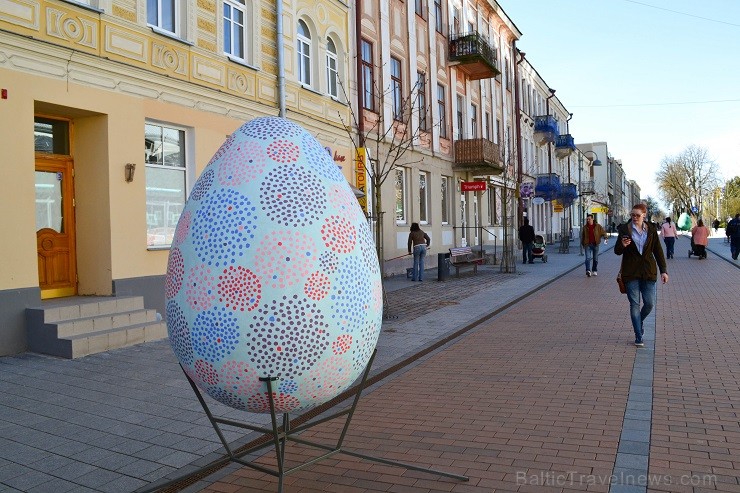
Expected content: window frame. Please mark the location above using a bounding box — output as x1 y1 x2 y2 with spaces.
395 167 407 225
441 175 451 225
144 121 190 249
419 171 431 225
456 95 465 140
147 0 179 36
391 57 403 121
223 0 247 61
361 39 375 111
470 103 478 139
437 83 447 138
297 20 312 86
417 72 428 132
326 38 339 98
434 0 443 33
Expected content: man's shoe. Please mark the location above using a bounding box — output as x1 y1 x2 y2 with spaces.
592 271 598 276
635 338 644 347
586 271 592 277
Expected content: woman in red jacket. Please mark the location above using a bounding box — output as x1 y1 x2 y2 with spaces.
614 203 669 347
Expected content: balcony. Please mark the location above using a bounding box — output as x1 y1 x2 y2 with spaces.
448 32 500 80
533 115 558 145
555 134 576 159
579 180 595 195
453 138 503 174
535 173 562 201
560 183 578 206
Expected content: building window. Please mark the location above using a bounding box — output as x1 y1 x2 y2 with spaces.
488 186 499 225
456 95 464 139
148 0 180 35
391 57 403 121
415 0 424 17
437 84 447 138
419 171 430 224
470 104 477 138
441 175 451 224
361 40 374 111
297 20 312 86
145 122 187 248
395 168 407 224
452 7 460 34
223 0 247 60
326 38 339 98
485 111 491 140
417 72 427 131
434 0 443 32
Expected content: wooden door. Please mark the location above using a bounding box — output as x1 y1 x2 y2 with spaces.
36 157 77 299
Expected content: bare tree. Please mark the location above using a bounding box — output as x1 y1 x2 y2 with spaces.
656 145 720 217
337 73 436 276
643 195 665 223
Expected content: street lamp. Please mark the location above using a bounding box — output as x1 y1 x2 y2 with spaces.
577 149 603 255
545 88 556 244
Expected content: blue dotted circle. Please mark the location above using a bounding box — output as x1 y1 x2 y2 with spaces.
191 306 240 363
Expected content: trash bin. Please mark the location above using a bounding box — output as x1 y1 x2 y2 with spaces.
437 252 451 281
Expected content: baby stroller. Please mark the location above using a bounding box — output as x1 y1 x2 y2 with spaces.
531 235 548 262
688 238 707 259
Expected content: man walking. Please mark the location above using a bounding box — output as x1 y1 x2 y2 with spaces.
581 214 608 276
728 213 740 260
518 218 536 264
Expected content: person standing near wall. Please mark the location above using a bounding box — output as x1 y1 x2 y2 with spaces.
728 213 740 260
407 222 431 282
581 214 608 277
614 203 669 347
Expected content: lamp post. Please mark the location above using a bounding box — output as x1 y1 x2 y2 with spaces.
577 149 602 255
545 88 556 244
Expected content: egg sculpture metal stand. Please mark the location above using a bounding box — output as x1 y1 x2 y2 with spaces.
159 117 467 492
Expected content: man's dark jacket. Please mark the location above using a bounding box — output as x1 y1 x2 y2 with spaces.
614 221 667 283
518 224 535 244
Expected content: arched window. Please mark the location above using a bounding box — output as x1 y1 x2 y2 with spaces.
297 20 312 86
326 38 339 98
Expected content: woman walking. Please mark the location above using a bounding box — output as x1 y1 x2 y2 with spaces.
407 223 430 282
660 217 678 259
614 203 669 347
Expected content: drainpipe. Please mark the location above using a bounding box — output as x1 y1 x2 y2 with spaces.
514 48 525 225
277 0 286 117
355 0 365 147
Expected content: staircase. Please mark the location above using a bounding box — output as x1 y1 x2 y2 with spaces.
26 296 168 359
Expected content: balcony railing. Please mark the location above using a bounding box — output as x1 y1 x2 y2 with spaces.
453 138 503 174
533 115 558 145
448 32 500 80
555 134 576 158
579 180 595 195
535 173 562 201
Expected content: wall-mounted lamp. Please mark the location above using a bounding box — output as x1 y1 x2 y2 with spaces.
125 163 136 183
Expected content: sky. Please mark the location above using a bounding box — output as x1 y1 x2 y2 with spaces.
497 0 740 202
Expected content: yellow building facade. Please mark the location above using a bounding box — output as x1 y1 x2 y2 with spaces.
0 0 354 355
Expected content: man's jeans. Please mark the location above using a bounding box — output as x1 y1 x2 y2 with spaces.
625 279 657 341
522 242 534 263
412 244 427 281
584 244 600 272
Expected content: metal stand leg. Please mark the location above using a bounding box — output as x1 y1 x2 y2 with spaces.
142 350 468 492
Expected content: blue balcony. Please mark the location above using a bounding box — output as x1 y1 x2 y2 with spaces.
560 183 578 206
533 115 558 145
555 134 576 159
535 173 562 201
449 32 500 80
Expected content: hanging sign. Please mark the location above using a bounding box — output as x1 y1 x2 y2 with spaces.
355 148 367 213
532 197 545 205
461 181 487 192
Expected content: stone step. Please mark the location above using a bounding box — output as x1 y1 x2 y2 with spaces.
25 296 168 359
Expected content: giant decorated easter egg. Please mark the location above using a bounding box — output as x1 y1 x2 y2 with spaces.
165 117 382 414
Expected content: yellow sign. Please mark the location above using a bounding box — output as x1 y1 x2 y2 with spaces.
591 206 609 213
553 199 564 212
355 148 367 213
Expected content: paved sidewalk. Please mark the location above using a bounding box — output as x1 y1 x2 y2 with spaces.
0 241 593 493
202 238 740 493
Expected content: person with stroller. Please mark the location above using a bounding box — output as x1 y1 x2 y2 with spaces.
614 203 668 347
518 218 536 264
407 222 430 282
580 214 608 277
690 219 710 259
660 217 678 259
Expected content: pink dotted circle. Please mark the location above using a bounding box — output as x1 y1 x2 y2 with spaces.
185 264 217 312
221 360 261 396
321 216 357 254
247 392 302 413
304 272 330 301
303 356 351 401
266 139 300 163
328 184 364 222
218 265 262 311
194 359 219 386
253 231 316 289
165 248 184 298
173 211 191 247
332 334 353 355
218 140 266 186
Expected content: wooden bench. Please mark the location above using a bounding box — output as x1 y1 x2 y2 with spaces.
449 246 484 277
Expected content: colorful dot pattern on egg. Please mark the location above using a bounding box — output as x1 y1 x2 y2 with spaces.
165 117 382 414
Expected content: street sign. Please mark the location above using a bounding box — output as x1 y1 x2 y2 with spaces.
532 197 545 205
553 200 564 212
461 181 487 192
691 206 698 214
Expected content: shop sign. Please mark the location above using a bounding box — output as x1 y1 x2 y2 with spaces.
355 148 367 213
461 181 487 192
